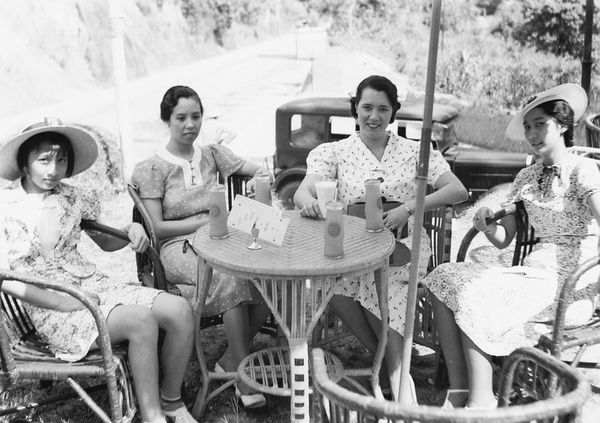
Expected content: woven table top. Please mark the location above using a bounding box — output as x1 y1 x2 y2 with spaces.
192 211 395 278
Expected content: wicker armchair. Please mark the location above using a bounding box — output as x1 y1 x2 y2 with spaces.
312 346 590 423
127 174 277 419
456 202 600 376
0 221 140 422
584 112 600 150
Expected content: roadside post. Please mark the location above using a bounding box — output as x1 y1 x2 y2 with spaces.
109 0 133 180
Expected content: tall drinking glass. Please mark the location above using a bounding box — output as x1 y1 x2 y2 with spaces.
324 201 344 259
364 179 384 232
254 170 272 206
314 179 337 219
209 185 229 239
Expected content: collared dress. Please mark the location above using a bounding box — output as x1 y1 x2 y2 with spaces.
0 180 161 362
131 144 263 317
424 154 600 356
306 132 451 334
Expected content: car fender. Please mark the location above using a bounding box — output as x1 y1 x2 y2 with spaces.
273 167 307 191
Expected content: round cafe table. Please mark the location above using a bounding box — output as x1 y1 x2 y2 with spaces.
192 211 394 423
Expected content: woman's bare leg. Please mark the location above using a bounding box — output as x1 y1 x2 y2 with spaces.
430 294 469 389
329 295 380 352
99 305 164 423
461 332 496 408
150 294 195 399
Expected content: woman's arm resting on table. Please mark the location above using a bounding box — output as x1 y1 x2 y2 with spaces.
89 222 149 253
1 279 100 312
140 198 208 241
294 174 324 219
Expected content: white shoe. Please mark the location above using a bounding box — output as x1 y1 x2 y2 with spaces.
163 405 198 423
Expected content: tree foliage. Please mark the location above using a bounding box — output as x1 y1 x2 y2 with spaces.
510 0 598 58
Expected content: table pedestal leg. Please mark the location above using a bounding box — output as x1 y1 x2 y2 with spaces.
288 338 309 423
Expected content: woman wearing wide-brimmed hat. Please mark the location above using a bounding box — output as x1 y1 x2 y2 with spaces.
423 84 600 410
0 118 198 423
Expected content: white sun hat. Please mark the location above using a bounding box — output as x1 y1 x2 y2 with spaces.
0 117 98 181
505 83 588 142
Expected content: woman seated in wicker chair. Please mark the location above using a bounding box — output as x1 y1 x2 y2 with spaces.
424 84 600 410
0 119 197 423
131 85 271 409
294 75 469 402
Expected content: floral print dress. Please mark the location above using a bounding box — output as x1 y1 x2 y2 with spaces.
0 180 161 362
306 132 451 333
424 154 600 356
131 144 263 316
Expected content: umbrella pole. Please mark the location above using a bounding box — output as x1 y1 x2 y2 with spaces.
398 0 443 405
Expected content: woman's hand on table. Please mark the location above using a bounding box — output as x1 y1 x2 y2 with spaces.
300 199 322 219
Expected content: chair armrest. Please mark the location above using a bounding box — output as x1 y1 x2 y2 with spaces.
456 202 517 263
80 219 168 291
0 269 116 371
551 256 600 358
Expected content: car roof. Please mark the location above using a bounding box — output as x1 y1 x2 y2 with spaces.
276 97 459 123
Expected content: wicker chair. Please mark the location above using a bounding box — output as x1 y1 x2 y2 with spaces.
312 346 590 423
312 203 453 390
127 174 277 419
456 202 600 377
584 112 600 150
0 221 143 422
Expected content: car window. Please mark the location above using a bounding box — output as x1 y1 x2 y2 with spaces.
290 114 327 148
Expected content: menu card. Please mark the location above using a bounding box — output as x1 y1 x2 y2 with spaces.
228 195 290 246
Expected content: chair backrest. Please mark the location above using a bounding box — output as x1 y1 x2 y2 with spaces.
312 346 590 423
584 112 600 150
456 201 538 266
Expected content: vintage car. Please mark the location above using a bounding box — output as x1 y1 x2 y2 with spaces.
271 97 534 210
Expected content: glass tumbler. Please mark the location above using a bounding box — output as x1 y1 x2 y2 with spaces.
324 201 344 259
209 185 229 239
364 179 384 232
254 170 272 206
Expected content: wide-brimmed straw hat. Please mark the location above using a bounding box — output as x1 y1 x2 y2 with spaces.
0 117 98 181
505 83 588 142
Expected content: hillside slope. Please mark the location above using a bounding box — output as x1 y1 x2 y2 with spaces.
0 0 288 117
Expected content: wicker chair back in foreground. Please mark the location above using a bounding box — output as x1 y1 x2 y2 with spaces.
0 222 137 422
312 346 590 423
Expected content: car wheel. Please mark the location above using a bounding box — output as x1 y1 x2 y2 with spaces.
276 179 301 210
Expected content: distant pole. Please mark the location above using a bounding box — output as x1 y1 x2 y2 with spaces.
582 0 594 95
109 0 133 180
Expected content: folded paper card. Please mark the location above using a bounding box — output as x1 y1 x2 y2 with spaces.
228 195 290 246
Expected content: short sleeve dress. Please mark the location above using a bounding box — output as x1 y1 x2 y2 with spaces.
306 132 451 334
131 144 263 316
0 180 161 362
424 154 600 356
